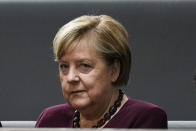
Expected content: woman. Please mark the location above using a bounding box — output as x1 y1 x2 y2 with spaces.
35 15 167 128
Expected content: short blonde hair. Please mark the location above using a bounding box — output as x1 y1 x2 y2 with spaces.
53 15 132 86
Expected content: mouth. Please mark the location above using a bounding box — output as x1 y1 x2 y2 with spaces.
71 90 86 94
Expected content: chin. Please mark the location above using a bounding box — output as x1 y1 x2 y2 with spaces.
69 99 91 110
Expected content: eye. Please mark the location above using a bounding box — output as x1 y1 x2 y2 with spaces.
59 63 69 72
82 63 91 68
78 63 92 73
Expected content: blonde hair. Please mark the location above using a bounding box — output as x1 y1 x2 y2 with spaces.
53 15 132 86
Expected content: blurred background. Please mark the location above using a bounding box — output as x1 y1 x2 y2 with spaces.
0 0 196 121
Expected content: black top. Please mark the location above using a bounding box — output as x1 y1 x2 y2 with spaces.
0 122 2 127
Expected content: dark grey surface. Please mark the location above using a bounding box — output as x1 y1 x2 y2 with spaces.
0 0 196 120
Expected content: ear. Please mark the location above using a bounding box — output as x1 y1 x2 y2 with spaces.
111 59 120 83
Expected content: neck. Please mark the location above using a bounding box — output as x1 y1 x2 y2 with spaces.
79 88 119 127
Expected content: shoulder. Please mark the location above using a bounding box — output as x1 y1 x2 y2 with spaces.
108 97 167 128
35 104 74 127
42 104 74 116
124 98 168 128
125 98 166 114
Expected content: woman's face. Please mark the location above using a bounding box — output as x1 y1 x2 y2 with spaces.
58 36 119 111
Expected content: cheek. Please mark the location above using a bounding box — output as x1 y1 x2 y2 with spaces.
80 70 112 91
59 72 63 82
79 73 98 86
59 75 69 97
61 83 70 102
59 73 66 87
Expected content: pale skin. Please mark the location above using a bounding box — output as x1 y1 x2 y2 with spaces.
58 33 128 128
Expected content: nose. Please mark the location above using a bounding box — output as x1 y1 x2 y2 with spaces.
67 67 79 83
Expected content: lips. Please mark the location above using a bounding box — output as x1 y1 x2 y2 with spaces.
71 90 85 94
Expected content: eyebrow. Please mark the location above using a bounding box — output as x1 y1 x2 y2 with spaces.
58 58 94 63
58 60 67 63
77 59 92 62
